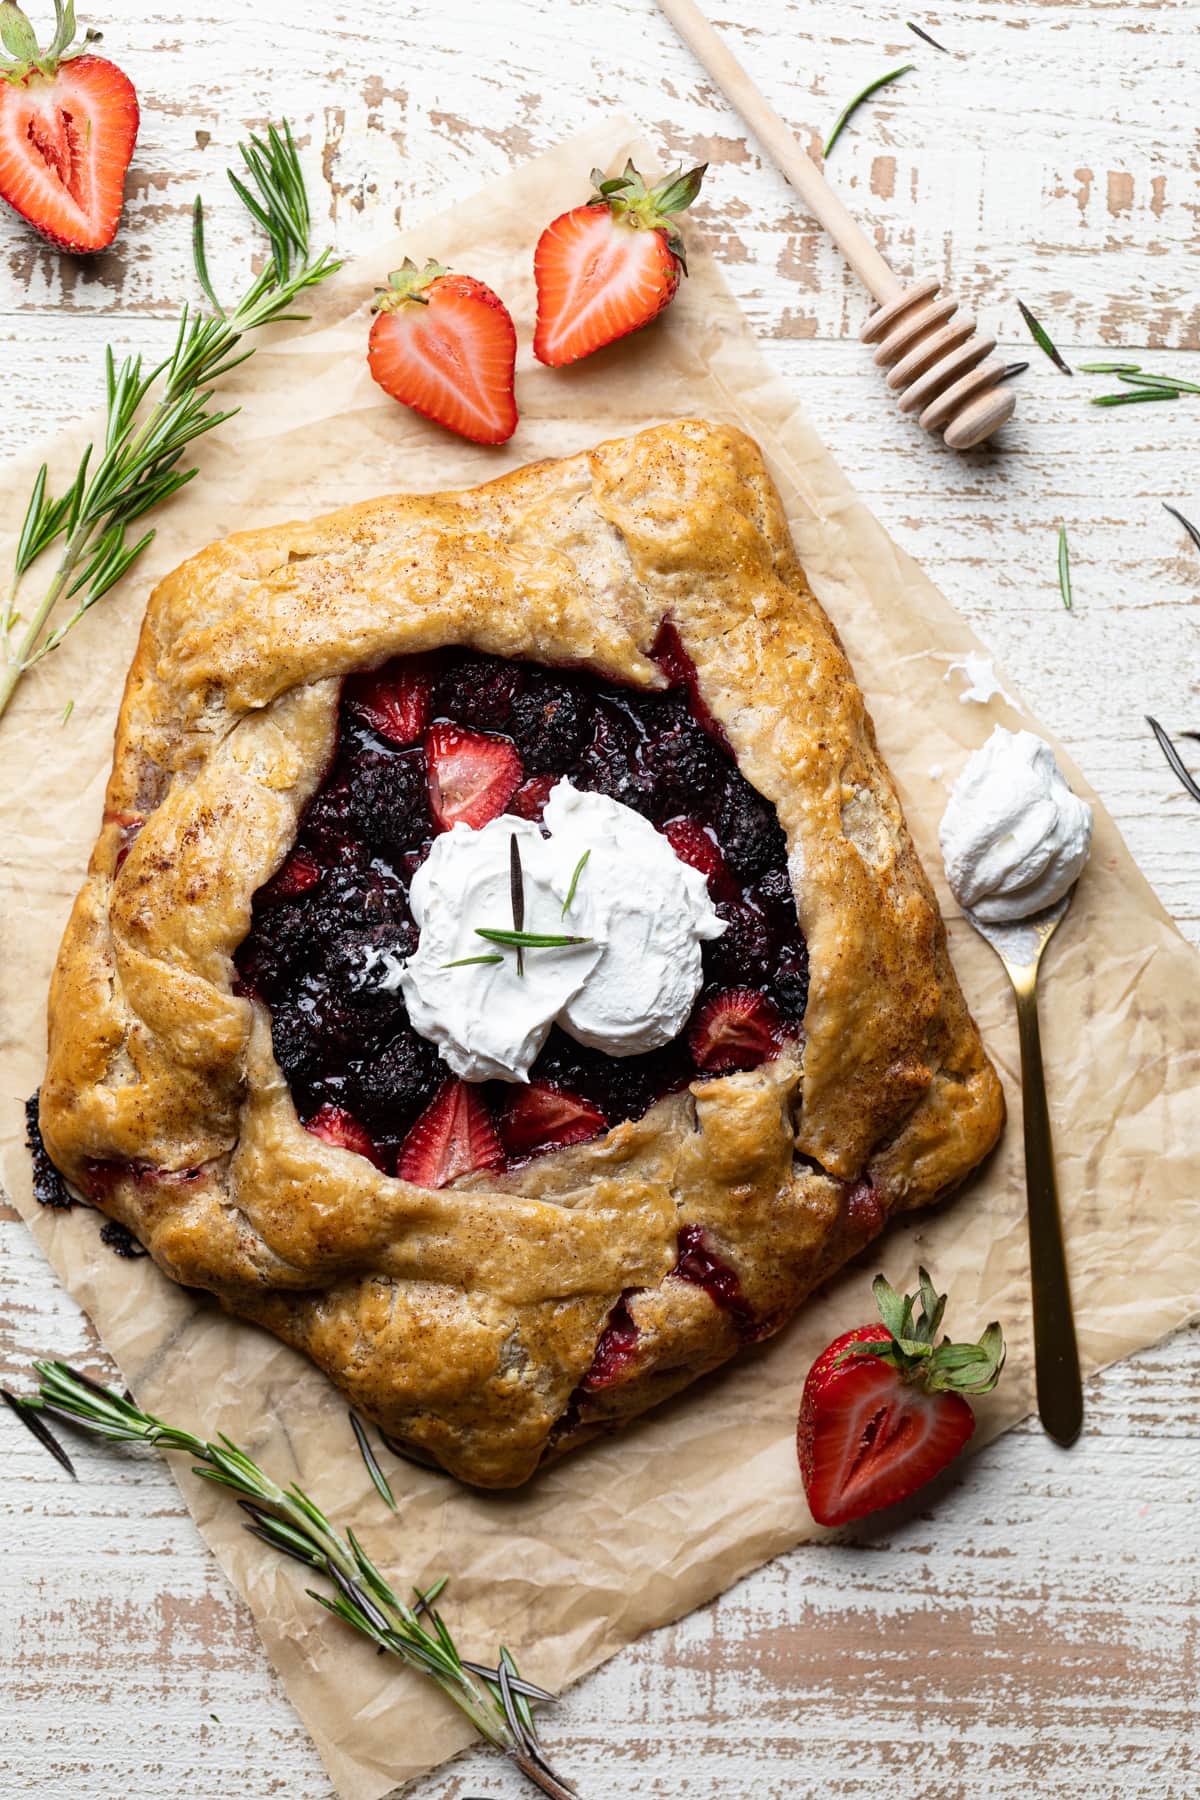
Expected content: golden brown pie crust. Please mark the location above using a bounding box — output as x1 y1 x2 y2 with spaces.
40 419 1004 1488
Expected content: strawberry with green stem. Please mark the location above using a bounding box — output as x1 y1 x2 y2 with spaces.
368 258 518 445
533 160 706 368
798 1267 1005 1527
0 0 138 253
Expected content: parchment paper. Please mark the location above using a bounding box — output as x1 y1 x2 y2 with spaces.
2 116 1198 1799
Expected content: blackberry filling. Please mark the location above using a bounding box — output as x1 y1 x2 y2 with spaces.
234 641 809 1176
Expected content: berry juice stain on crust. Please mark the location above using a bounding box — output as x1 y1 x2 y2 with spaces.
233 644 810 1177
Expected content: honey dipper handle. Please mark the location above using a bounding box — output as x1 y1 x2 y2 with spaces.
656 0 902 303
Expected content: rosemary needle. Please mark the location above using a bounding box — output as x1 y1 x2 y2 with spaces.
1163 503 1200 555
1146 716 1200 805
1091 388 1181 407
1057 524 1072 611
823 64 914 158
510 833 526 977
348 1410 397 1512
1116 369 1200 397
561 849 590 917
1017 300 1072 375
475 928 592 949
907 20 950 52
1077 360 1142 374
1 1386 76 1478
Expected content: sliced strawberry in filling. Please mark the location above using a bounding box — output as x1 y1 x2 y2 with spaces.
397 1078 504 1188
304 1102 384 1168
426 723 523 830
663 817 730 893
262 847 322 902
687 987 781 1072
349 659 433 746
507 772 558 821
500 1082 607 1159
582 1296 640 1390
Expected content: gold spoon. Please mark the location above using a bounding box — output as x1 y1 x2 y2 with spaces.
964 890 1083 1446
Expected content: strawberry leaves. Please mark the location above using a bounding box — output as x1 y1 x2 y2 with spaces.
842 1267 1006 1396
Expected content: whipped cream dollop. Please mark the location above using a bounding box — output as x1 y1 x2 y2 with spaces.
939 726 1093 922
397 782 725 1082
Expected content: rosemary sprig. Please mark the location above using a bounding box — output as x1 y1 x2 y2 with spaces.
1146 716 1200 805
6 1361 577 1799
823 64 914 158
348 1410 397 1512
1057 524 1072 611
561 850 590 917
510 833 526 977
907 20 950 52
1163 503 1200 555
0 120 342 724
475 928 592 949
1016 300 1072 375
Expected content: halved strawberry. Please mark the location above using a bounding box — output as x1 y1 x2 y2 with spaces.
0 5 139 253
532 161 706 368
397 1079 504 1189
687 987 781 1072
367 258 518 445
348 659 433 746
303 1103 384 1169
507 772 557 822
501 1082 607 1159
261 847 322 903
427 723 522 831
798 1269 1006 1527
663 818 728 892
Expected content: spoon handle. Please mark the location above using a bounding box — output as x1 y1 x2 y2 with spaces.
1013 979 1083 1445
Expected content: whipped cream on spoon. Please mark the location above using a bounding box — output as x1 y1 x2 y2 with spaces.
940 725 1091 1448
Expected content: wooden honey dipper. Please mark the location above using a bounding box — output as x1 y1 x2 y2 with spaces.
657 0 1015 450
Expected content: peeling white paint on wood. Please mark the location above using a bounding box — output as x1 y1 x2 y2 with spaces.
1 0 1197 1794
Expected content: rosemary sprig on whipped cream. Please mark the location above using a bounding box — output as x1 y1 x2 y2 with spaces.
0 120 341 724
6 1362 578 1800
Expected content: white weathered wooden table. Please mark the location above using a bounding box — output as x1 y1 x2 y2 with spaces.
2 1 1197 1794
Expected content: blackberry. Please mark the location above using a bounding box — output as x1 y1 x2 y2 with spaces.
531 1030 682 1129
773 942 810 1022
237 901 316 996
349 1028 442 1131
301 780 361 861
25 1092 71 1210
323 922 417 1008
269 997 323 1090
716 776 786 880
705 898 775 985
509 675 589 770
435 654 522 730
346 748 429 858
641 720 722 814
577 707 654 815
755 865 794 913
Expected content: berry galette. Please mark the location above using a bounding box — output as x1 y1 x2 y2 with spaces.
40 420 1004 1488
